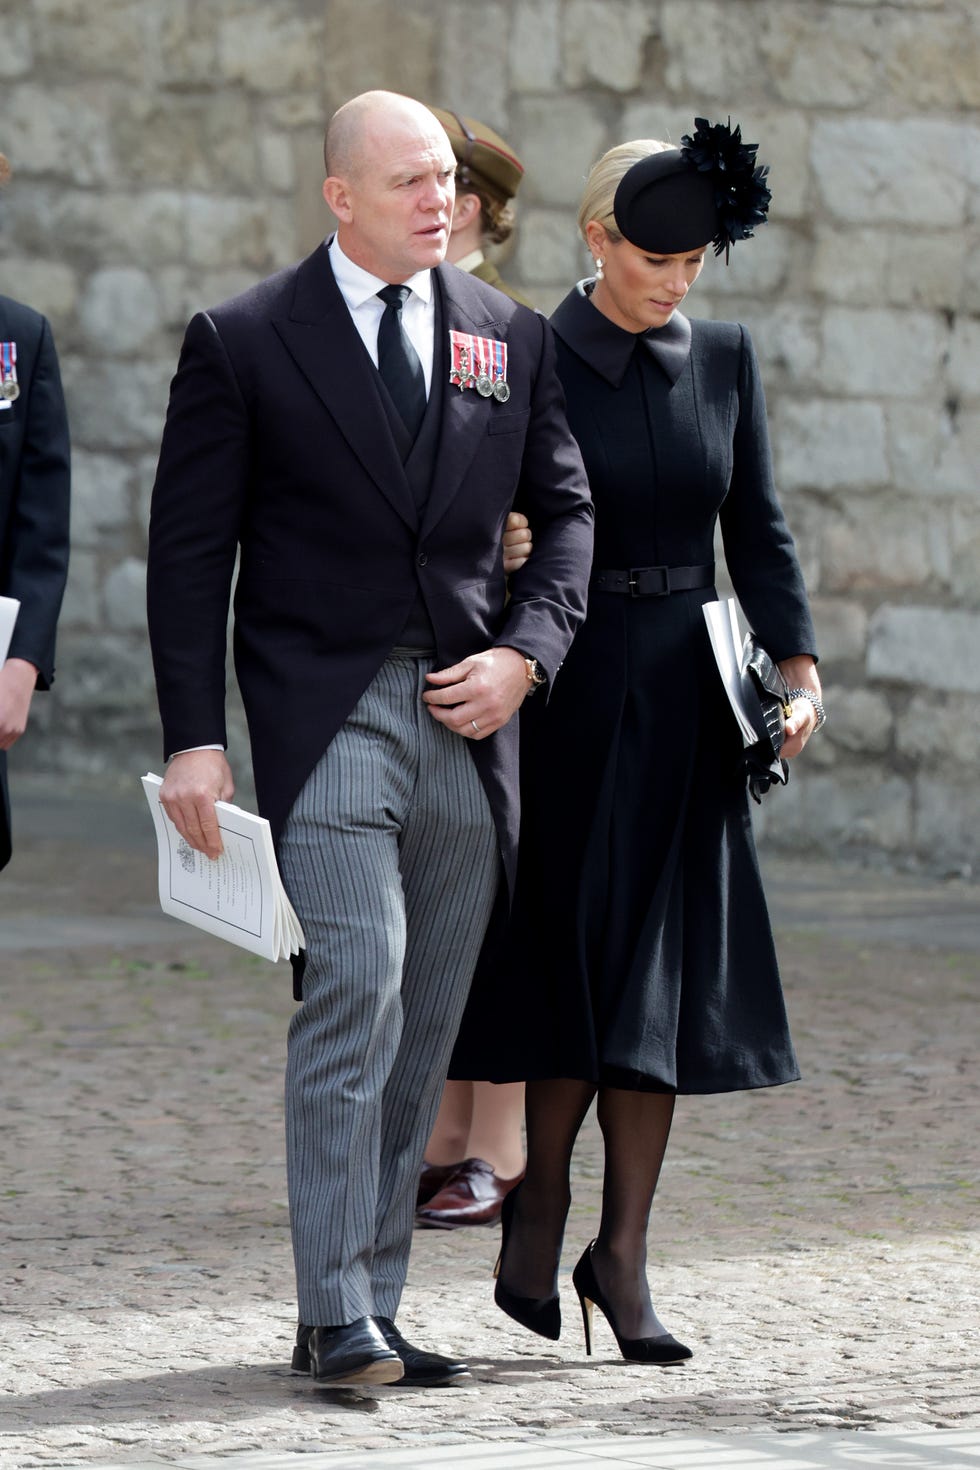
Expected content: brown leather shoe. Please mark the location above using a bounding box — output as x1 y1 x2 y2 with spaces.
416 1160 461 1209
416 1157 524 1229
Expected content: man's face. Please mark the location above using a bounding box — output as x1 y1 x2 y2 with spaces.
327 110 456 283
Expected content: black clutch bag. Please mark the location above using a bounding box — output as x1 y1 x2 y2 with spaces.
739 637 793 803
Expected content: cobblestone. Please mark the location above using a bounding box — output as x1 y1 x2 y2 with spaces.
0 788 977 1466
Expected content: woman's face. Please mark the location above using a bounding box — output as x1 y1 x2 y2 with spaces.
586 222 707 333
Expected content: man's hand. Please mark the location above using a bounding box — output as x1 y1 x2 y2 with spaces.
0 659 39 750
422 646 531 738
502 511 532 576
158 749 235 859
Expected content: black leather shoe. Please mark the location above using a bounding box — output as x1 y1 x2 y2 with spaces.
299 1317 404 1386
375 1317 469 1387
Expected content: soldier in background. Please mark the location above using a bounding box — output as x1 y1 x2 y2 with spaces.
0 152 71 871
415 109 532 1230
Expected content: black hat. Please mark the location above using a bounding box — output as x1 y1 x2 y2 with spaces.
613 118 772 261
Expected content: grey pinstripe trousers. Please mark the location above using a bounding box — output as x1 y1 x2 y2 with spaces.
278 653 499 1326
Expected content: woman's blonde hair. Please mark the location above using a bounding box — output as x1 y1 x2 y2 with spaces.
577 139 672 243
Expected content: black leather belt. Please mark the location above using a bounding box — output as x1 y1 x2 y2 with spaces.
591 563 715 597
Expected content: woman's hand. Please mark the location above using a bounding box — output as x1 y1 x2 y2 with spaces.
778 655 823 761
502 511 532 575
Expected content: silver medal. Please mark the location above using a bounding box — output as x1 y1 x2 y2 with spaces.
1 377 19 401
476 374 494 398
492 378 511 403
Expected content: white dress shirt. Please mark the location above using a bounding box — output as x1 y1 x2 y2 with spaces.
329 234 436 396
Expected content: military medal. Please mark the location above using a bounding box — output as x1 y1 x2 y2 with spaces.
0 342 18 402
491 338 510 402
449 330 508 400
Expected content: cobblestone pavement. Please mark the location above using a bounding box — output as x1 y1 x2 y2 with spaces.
1 786 978 1468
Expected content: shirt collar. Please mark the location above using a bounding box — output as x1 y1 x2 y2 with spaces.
453 248 486 274
329 233 434 309
549 278 692 388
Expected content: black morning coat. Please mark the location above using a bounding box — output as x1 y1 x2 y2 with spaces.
146 243 594 960
0 296 71 870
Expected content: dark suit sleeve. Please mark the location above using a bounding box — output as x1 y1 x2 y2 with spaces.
4 316 71 688
719 325 817 664
147 311 250 757
494 311 594 683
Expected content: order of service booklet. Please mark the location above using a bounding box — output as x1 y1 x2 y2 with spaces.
141 773 305 962
702 597 763 747
0 596 20 666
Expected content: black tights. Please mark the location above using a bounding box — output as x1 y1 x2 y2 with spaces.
499 1078 676 1339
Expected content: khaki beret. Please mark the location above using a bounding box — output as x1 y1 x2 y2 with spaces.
428 107 524 206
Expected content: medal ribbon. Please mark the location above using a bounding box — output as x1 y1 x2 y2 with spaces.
492 338 507 384
1 341 15 387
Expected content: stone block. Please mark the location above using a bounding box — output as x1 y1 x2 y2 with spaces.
885 231 968 312
899 693 980 768
515 210 584 287
760 7 881 107
10 189 186 269
183 195 296 272
821 686 893 755
32 0 145 77
732 304 822 393
867 607 980 694
258 133 297 196
79 268 163 355
154 0 221 86
562 0 655 91
949 505 980 604
821 502 949 594
103 557 148 632
0 261 78 324
808 597 869 664
914 777 980 869
797 769 914 852
61 357 174 451
948 317 980 398
883 11 980 109
217 8 322 94
773 401 888 492
70 453 132 548
661 1 768 99
4 85 114 187
819 308 944 397
53 630 157 712
706 224 793 298
509 0 561 91
437 3 510 133
512 98 607 208
0 12 32 77
886 404 977 500
321 1 438 111
812 119 971 227
810 227 890 306
113 92 258 193
58 551 99 630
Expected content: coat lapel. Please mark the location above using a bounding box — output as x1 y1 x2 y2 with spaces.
272 243 418 530
421 265 504 537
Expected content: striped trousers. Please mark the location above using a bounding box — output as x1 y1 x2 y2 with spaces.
278 653 499 1325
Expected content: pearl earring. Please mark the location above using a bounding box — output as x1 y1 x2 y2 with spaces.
594 257 604 279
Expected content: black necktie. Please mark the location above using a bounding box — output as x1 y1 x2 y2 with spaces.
376 284 426 439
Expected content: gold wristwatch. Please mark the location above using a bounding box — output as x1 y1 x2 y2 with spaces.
524 656 547 694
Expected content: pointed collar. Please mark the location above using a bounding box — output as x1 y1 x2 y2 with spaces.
549 279 692 388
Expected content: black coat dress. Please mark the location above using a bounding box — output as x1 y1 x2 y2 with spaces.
452 283 817 1094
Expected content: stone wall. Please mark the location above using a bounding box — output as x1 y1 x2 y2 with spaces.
2 0 977 870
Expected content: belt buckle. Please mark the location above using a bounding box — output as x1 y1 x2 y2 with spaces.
629 566 669 597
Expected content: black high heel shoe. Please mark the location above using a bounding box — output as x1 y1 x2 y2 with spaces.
572 1240 692 1364
492 1184 561 1341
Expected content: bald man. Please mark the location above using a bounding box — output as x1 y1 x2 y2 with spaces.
147 91 592 1387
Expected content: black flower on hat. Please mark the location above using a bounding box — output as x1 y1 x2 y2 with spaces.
679 117 771 258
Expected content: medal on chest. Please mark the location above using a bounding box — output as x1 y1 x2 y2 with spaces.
0 341 19 403
449 330 509 402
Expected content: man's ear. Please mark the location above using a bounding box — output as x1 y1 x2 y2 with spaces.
323 176 353 222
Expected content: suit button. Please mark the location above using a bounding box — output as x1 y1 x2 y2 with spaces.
417 551 429 567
